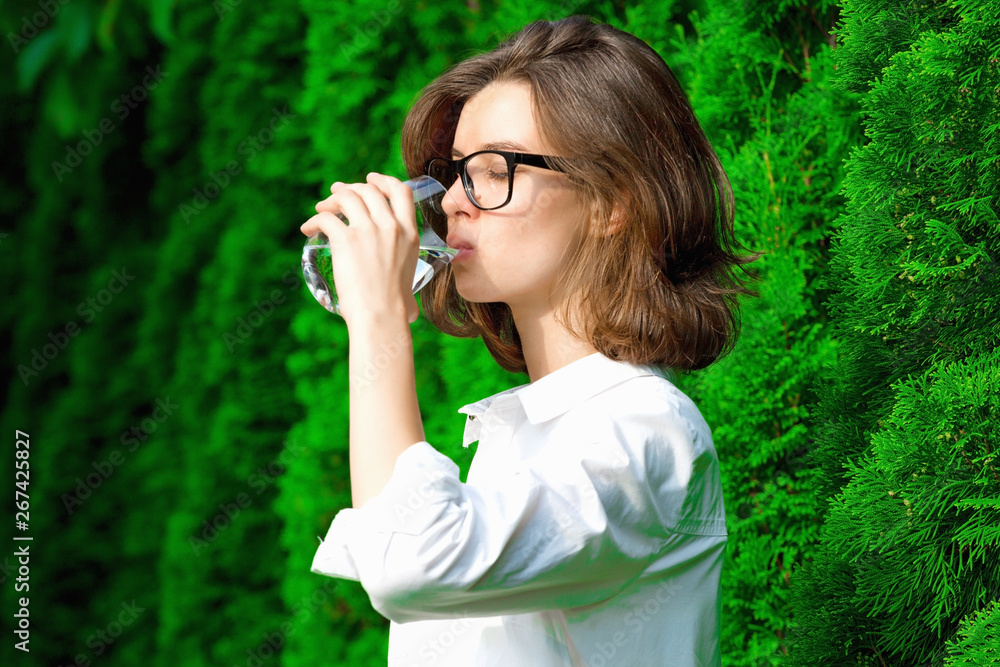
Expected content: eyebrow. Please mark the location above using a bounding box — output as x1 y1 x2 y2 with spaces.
451 140 530 158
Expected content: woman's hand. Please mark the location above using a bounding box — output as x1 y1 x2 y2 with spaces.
302 174 425 508
300 172 420 328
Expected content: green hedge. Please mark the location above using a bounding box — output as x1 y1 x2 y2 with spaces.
1 2 995 666
787 1 1000 664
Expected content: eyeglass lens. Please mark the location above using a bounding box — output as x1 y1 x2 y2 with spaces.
428 152 511 211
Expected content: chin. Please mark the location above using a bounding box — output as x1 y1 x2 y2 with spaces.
453 268 524 307
454 280 500 306
455 288 491 304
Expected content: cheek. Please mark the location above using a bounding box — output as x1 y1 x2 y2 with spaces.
474 184 587 268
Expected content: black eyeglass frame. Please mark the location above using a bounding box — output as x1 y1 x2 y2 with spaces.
424 150 563 211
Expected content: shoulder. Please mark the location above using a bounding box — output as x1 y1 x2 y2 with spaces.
569 368 714 457
558 368 726 534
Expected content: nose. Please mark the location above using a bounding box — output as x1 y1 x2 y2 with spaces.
439 172 479 221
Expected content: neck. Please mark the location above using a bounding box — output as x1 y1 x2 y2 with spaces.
509 301 598 383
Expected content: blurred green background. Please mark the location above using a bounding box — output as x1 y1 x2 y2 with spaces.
1 0 997 665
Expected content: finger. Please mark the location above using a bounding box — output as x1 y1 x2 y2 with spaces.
314 184 389 222
300 210 346 238
315 192 343 215
348 181 399 229
367 173 417 235
315 185 354 215
313 188 378 231
314 180 357 214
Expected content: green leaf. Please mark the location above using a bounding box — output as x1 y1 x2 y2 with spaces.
149 0 175 42
16 29 60 91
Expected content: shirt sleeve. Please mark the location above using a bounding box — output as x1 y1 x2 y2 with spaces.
311 418 720 623
310 441 461 584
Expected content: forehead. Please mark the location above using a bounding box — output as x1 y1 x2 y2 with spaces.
452 81 545 156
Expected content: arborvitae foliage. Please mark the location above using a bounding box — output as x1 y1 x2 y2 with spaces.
5 0 993 665
0 13 28 418
2 1 310 666
149 4 311 666
945 599 1000 665
1 2 168 666
787 0 1000 664
659 1 855 663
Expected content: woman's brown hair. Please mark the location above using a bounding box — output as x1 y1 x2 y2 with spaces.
401 15 763 375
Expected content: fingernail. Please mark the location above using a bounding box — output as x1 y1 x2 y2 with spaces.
332 181 344 188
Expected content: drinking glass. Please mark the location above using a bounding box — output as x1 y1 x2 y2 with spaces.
301 175 457 315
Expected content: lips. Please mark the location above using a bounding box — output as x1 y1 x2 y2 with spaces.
446 235 475 263
446 235 474 251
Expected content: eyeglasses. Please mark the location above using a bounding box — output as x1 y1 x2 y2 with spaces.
425 150 563 212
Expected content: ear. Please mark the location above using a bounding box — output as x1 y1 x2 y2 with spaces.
595 202 627 238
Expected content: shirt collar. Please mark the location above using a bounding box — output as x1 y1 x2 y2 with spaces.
457 353 664 446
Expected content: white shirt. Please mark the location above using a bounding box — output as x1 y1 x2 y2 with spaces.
311 352 727 667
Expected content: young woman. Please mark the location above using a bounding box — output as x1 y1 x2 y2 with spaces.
302 15 760 667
